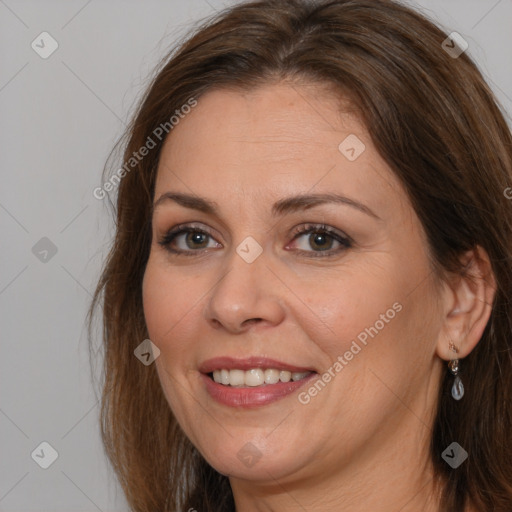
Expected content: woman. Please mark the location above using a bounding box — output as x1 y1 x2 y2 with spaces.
89 0 512 510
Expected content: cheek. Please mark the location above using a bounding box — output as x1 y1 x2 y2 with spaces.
142 261 169 345
142 259 204 425
289 263 403 357
142 257 199 352
292 255 437 385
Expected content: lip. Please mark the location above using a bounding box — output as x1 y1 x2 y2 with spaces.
198 356 318 408
200 372 318 408
199 356 315 374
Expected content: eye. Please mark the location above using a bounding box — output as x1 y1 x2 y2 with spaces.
158 222 352 258
158 223 221 256
287 223 352 257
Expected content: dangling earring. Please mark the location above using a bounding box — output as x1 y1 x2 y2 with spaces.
448 341 464 400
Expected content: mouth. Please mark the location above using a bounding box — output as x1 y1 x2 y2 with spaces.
199 357 318 407
208 368 313 387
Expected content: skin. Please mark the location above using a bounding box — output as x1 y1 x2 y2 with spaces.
142 81 495 511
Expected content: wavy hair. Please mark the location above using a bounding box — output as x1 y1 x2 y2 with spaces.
88 1 512 510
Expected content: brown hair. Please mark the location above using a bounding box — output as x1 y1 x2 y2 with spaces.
88 0 512 510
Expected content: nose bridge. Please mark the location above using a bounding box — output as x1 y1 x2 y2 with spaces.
204 239 284 332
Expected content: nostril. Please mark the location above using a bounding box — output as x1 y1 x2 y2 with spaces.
242 318 262 326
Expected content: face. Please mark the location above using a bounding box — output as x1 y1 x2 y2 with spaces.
142 82 446 488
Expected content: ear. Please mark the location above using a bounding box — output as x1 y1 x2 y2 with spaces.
436 246 497 361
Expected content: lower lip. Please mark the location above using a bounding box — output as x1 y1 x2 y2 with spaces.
200 372 318 408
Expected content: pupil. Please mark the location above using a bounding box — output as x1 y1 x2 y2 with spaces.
187 232 207 248
311 232 331 251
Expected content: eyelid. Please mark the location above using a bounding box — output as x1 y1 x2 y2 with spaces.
160 222 219 240
157 222 221 250
289 223 352 243
285 223 352 258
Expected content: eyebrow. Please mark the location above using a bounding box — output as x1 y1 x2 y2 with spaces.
153 191 380 220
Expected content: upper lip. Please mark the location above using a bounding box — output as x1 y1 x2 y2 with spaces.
199 356 316 374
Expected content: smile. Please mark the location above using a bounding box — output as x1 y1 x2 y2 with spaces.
210 368 312 387
199 357 318 407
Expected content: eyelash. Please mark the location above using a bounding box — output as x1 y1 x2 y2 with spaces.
157 222 352 258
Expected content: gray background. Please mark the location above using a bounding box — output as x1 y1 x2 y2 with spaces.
1 0 511 510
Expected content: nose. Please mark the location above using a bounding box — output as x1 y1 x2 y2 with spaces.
203 246 286 334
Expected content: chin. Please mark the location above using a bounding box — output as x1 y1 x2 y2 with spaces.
196 433 310 482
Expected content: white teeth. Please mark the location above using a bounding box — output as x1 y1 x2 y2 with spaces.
279 370 291 383
211 368 312 387
264 369 280 384
220 369 230 385
245 369 265 386
229 369 245 386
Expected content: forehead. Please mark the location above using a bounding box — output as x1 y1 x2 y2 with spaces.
154 83 408 219
160 83 361 165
